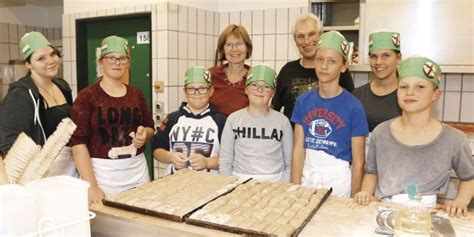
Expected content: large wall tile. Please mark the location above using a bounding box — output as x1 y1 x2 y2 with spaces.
168 3 178 31
0 44 10 63
264 9 276 34
157 3 168 30
252 35 263 61
168 59 178 86
197 9 206 34
8 24 18 44
156 31 168 58
17 25 26 40
252 10 264 35
275 34 288 60
462 74 474 92
205 35 215 61
0 23 8 43
205 10 214 35
287 34 299 60
288 7 302 33
263 35 275 61
460 92 474 122
188 7 197 34
168 31 178 58
197 34 205 60
219 12 229 34
156 58 168 85
178 5 188 32
276 8 288 34
241 11 252 34
9 44 19 59
187 33 197 60
178 59 187 86
443 92 461 122
445 73 462 91
178 32 188 59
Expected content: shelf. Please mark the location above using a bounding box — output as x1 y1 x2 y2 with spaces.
323 25 359 31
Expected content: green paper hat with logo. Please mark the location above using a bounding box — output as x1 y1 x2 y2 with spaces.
369 31 401 53
246 64 276 89
19 31 51 60
316 31 349 61
184 66 211 85
100 35 128 56
399 56 441 87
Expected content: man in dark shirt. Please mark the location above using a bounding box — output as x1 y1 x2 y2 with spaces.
273 13 354 122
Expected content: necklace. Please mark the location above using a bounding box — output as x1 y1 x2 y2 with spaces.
224 67 247 87
36 82 59 105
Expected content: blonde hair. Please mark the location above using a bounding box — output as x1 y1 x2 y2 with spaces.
214 24 252 66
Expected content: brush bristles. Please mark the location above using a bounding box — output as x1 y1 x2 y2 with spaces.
4 133 41 183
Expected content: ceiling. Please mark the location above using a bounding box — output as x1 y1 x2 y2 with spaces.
0 0 63 8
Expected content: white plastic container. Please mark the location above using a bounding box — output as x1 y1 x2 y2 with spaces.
25 175 91 236
0 184 38 236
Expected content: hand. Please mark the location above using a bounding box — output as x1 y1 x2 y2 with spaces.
132 126 147 148
170 152 189 170
445 197 470 217
353 191 374 206
189 153 208 171
88 185 106 206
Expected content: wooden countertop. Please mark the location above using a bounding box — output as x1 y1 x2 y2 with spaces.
90 196 474 237
444 122 474 135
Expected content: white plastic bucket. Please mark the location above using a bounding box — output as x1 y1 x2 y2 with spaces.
0 184 38 236
25 175 91 236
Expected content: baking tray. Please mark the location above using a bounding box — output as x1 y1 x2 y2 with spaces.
186 187 333 236
103 174 251 223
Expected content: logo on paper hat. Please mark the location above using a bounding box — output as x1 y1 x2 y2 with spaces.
246 64 276 89
100 35 128 56
184 66 211 85
399 56 441 87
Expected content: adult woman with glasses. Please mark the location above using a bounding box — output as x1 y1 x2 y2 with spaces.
209 24 253 116
0 32 73 157
69 35 154 205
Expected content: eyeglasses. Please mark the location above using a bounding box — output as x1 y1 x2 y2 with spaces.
224 42 246 50
103 55 129 64
185 86 210 95
248 83 273 92
295 32 318 43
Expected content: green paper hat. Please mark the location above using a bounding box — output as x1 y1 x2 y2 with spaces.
19 31 51 60
100 35 128 56
399 56 441 87
368 31 401 53
246 64 276 89
316 31 349 61
184 66 211 85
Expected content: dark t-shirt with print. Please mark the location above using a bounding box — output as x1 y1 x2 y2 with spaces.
272 59 355 122
69 83 154 159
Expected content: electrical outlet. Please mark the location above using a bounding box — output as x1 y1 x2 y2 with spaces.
155 101 165 112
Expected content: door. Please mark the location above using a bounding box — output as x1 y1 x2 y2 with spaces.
76 14 154 179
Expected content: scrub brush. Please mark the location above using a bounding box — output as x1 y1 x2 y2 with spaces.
3 133 41 183
17 118 77 185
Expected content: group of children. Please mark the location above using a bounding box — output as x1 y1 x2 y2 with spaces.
152 29 473 217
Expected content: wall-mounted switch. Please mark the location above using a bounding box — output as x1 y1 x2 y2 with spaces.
154 81 164 92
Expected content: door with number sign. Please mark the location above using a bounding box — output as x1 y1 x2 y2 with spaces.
76 14 154 179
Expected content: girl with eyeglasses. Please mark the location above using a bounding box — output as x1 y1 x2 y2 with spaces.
208 24 253 116
69 35 154 205
152 66 226 175
0 32 73 162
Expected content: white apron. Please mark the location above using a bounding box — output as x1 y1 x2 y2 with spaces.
232 171 283 182
382 194 437 208
301 149 351 198
91 153 150 195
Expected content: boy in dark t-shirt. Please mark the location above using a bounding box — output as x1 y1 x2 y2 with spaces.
152 66 226 174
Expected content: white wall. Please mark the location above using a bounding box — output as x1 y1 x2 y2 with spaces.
63 0 306 14
46 6 64 28
0 5 49 27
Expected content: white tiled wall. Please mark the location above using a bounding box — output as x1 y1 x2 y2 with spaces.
0 22 62 99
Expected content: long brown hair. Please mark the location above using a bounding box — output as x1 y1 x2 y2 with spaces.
214 24 252 66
